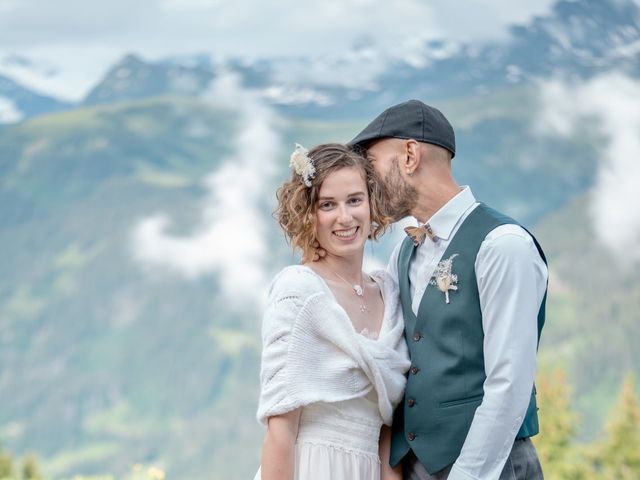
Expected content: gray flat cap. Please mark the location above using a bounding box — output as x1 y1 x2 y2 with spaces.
348 99 455 158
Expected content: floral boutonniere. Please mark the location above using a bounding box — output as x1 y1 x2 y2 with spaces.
430 254 459 304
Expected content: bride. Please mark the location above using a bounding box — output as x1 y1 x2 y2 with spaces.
254 143 410 480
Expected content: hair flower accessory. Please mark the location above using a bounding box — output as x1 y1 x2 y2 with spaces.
289 143 316 187
429 253 459 304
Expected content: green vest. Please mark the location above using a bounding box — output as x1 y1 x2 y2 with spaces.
390 204 547 474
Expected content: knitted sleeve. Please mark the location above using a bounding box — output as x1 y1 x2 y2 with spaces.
255 266 325 424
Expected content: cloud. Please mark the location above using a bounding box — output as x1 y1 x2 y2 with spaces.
0 0 441 59
0 96 23 123
0 0 554 60
0 0 17 13
415 0 556 43
536 72 640 260
0 47 121 102
0 0 561 101
131 70 282 307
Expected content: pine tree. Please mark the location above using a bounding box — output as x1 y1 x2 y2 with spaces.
0 441 15 480
592 375 640 479
535 369 575 466
21 453 41 480
533 368 596 479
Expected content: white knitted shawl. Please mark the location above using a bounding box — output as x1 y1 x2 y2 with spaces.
256 265 410 426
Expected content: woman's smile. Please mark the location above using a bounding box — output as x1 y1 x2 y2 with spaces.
333 226 359 240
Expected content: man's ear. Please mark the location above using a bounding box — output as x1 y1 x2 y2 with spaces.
404 139 421 175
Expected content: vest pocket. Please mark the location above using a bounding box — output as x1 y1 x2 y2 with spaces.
439 393 483 408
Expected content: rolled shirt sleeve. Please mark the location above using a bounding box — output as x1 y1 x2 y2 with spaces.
448 224 548 480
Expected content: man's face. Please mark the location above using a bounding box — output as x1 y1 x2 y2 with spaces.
365 138 418 222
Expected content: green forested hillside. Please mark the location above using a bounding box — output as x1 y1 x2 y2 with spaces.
0 98 265 478
0 91 636 479
535 196 640 439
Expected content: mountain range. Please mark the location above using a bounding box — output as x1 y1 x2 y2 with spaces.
2 0 640 123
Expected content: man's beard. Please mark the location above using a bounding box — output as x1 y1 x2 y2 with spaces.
379 158 418 222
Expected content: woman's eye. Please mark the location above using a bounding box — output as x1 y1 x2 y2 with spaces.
320 202 333 209
349 197 363 204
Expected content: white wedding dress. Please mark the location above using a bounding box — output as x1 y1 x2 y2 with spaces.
254 373 384 480
253 266 410 480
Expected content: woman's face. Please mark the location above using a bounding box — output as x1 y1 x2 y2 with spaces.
315 166 371 259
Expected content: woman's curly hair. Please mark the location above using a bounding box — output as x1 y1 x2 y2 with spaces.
275 143 391 261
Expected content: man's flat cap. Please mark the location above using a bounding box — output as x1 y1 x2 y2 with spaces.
348 99 455 158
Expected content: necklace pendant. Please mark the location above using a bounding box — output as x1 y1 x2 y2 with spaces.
353 284 363 296
360 304 367 313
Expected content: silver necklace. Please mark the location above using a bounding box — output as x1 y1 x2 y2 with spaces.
330 269 368 313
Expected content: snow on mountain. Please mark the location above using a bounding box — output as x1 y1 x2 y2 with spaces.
258 0 640 112
0 48 118 103
0 74 70 122
6 0 638 120
83 54 214 106
0 54 59 95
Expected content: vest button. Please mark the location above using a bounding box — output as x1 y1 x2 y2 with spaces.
411 366 420 375
412 332 421 342
407 398 416 407
408 432 416 441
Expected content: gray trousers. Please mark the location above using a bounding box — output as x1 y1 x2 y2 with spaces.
403 437 544 480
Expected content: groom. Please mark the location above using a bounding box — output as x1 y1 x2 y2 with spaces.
349 100 548 480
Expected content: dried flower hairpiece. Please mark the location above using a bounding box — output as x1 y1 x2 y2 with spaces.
289 143 316 187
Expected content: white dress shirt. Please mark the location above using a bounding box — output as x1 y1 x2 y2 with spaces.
387 187 548 480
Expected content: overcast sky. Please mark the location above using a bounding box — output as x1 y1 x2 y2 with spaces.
0 0 557 60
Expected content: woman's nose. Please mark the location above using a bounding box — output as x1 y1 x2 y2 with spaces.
336 204 352 223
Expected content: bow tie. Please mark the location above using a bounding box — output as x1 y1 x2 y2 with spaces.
404 223 436 247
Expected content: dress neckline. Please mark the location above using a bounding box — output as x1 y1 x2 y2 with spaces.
299 265 389 342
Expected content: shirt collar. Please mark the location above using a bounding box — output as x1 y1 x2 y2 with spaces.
416 186 476 242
